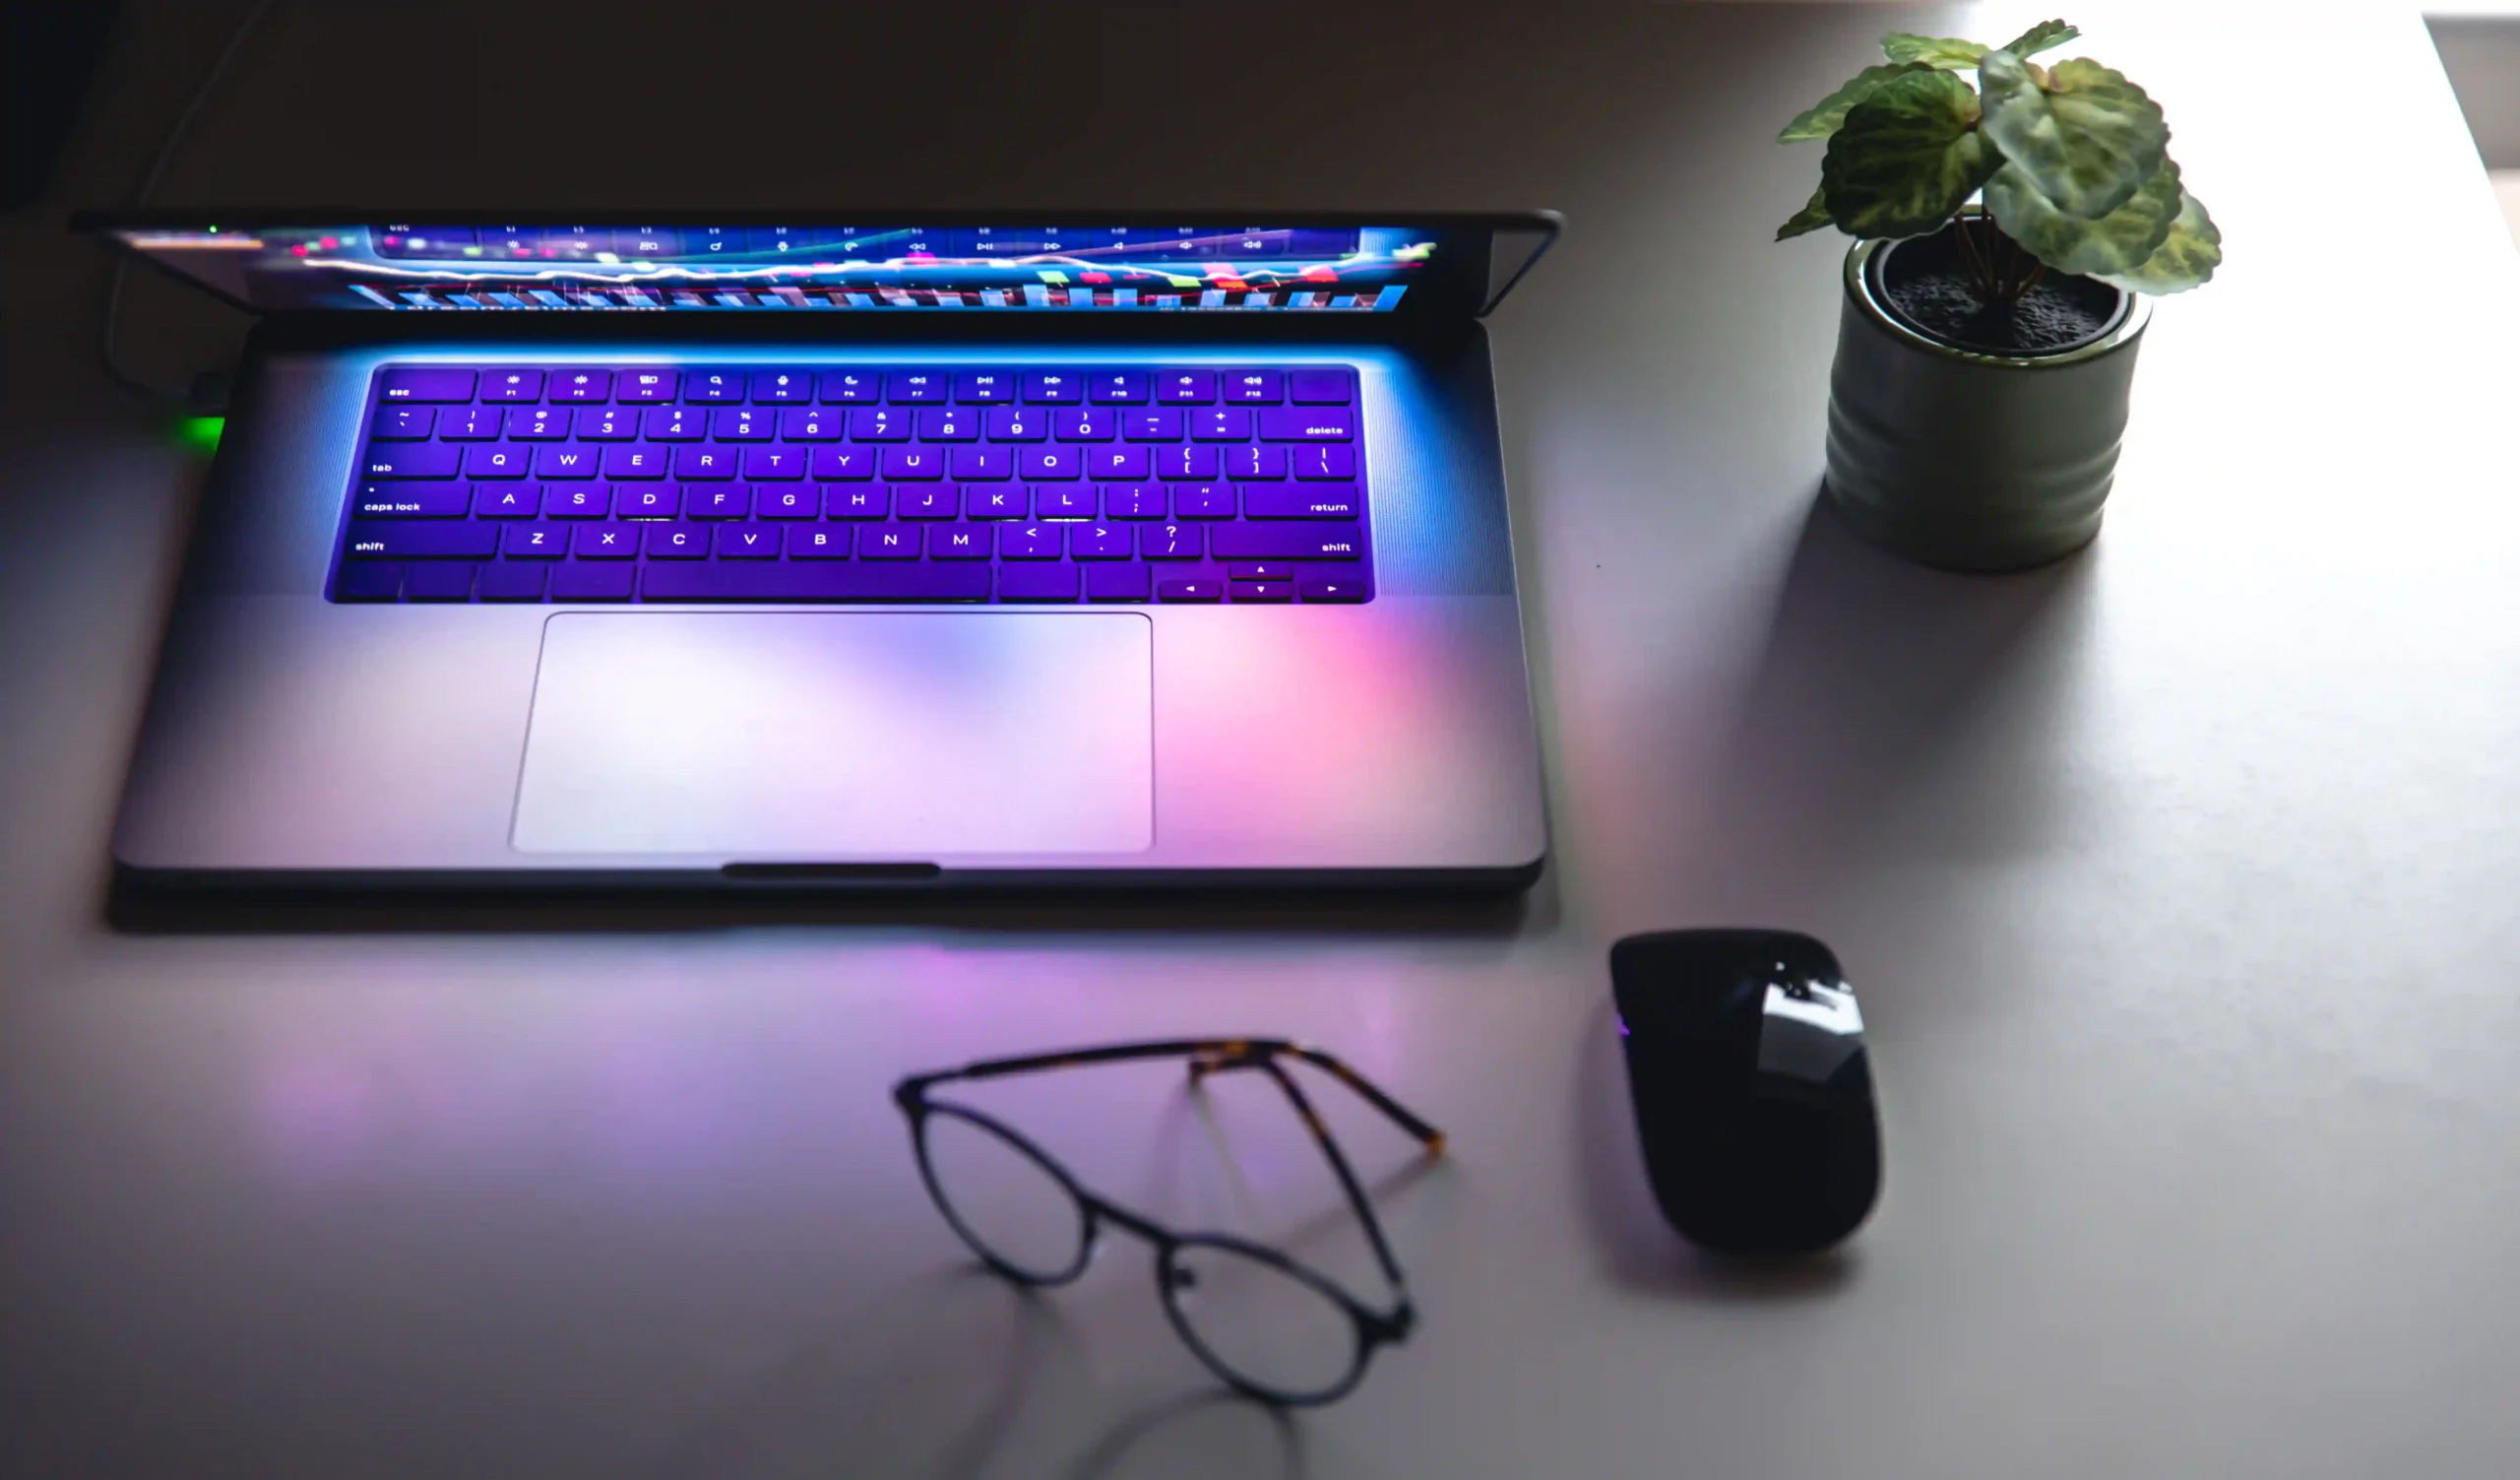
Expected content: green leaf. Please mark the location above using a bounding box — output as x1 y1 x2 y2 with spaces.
1979 51 2169 219
1779 61 1934 143
2096 190 2223 294
1882 32 1989 69
1984 158 2182 277
1994 19 2079 58
1776 187 1835 240
1820 70 2002 239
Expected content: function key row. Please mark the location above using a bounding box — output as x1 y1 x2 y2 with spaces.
379 365 1354 407
370 403 1356 447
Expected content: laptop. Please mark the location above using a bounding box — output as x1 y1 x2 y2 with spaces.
76 213 1558 891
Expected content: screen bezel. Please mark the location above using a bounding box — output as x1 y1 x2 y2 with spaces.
70 208 1561 323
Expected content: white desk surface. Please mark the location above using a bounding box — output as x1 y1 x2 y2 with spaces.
7 6 2520 1476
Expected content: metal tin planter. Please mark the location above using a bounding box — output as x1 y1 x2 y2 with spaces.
1824 235 2152 572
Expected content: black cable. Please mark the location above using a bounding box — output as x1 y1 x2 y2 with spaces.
99 0 281 402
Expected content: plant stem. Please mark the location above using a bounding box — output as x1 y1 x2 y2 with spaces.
1952 216 1993 299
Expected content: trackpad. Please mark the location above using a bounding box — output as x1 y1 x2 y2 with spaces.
512 612 1154 856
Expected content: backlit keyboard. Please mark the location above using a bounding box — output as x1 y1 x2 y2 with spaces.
330 363 1374 606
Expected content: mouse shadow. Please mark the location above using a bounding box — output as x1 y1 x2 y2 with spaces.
1571 993 1860 1302
1675 489 2099 920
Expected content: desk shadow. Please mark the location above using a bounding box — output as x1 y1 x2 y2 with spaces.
105 872 1552 940
1681 490 2098 915
1570 993 1859 1303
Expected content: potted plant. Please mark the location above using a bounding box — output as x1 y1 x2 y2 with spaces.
1777 19 2220 571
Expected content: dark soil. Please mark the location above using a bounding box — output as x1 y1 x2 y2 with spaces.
1873 221 2126 356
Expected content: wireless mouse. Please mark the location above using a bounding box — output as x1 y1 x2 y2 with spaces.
1609 929 1880 1255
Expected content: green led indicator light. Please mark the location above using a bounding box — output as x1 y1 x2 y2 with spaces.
177 416 224 456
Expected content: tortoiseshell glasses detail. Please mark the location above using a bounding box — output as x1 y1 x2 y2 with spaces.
892 1038 1445 1406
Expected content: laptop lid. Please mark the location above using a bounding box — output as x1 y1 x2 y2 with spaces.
72 211 1560 322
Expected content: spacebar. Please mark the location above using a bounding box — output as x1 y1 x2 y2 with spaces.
641 561 992 603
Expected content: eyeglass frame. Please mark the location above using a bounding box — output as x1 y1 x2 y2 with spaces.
891 1037 1446 1406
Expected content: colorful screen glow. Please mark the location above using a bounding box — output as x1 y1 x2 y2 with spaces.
113 223 1433 313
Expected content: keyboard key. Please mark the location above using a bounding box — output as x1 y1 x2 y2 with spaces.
898 486 955 519
1036 485 1094 518
464 445 531 479
713 407 773 441
1300 578 1368 603
371 406 434 438
1090 446 1151 481
1260 405 1354 441
955 370 1014 404
353 481 469 518
859 527 919 560
889 370 948 404
1161 445 1221 481
1124 409 1184 441
643 406 702 440
473 483 537 518
379 367 474 402
345 520 498 558
603 446 671 479
950 445 1011 481
965 485 1028 519
674 445 740 480
826 485 889 519
1228 445 1285 480
361 443 459 479
1157 370 1215 404
577 526 637 558
914 407 978 442
1070 524 1130 559
850 407 911 441
1230 579 1294 603
618 484 680 518
999 523 1060 558
1103 483 1164 518
753 369 814 403
780 407 843 441
1211 522 1363 560
1172 483 1232 518
999 564 1078 602
819 370 880 403
480 369 543 403
1054 407 1115 442
335 562 403 601
1159 579 1222 602
552 369 611 403
406 562 477 601
642 561 991 602
616 368 679 403
789 527 848 558
686 370 745 403
551 562 636 601
1142 524 1200 558
1228 562 1294 581
1022 446 1081 481
744 446 807 480
439 406 501 440
755 485 818 519
686 484 751 519
1245 483 1360 518
1089 371 1149 404
505 524 569 557
812 446 875 481
645 524 708 558
721 527 782 558
576 406 638 440
543 483 610 518
478 562 549 601
1295 445 1357 480
1222 370 1283 403
1088 564 1150 602
508 407 572 439
1289 368 1352 404
883 446 946 481
1192 408 1253 441
985 407 1047 441
929 526 988 559
1022 371 1082 404
536 444 602 479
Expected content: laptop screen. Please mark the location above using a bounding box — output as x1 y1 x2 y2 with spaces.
102 221 1446 313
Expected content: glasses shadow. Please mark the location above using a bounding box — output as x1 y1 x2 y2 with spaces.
1056 1389 1308 1480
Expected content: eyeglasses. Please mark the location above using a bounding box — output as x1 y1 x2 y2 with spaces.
892 1038 1445 1406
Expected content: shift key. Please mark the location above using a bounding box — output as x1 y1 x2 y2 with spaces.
344 520 497 558
1210 522 1364 560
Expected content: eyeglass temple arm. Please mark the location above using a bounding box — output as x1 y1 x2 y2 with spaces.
1193 1053 1419 1300
899 1039 1294 1100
